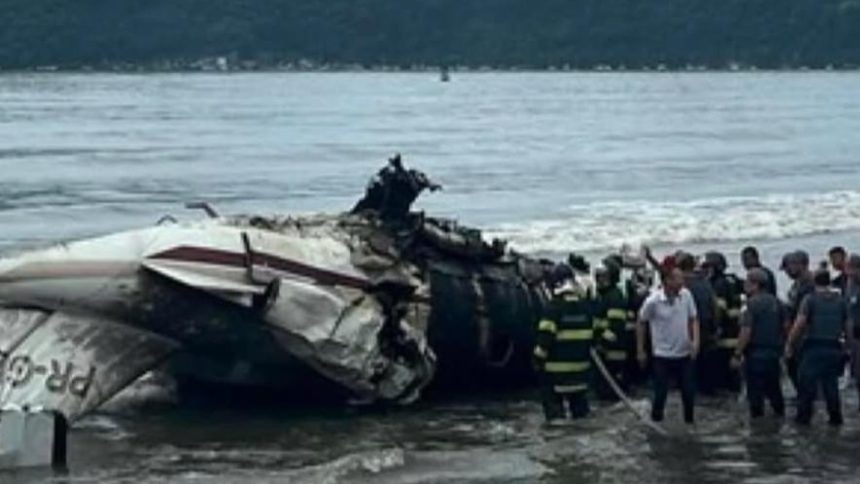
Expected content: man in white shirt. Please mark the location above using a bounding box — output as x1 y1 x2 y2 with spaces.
637 267 701 424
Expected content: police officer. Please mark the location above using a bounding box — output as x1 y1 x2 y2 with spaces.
534 263 596 422
785 268 853 426
734 269 787 418
704 251 744 392
783 250 815 394
845 254 860 411
593 260 629 400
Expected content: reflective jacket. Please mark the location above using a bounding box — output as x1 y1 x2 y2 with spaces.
712 273 744 351
594 286 629 363
534 290 596 394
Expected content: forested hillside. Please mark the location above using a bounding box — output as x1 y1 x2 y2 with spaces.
2 0 859 69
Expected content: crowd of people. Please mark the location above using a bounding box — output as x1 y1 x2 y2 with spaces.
533 244 859 427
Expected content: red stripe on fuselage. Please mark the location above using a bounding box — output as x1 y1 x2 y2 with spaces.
149 246 371 290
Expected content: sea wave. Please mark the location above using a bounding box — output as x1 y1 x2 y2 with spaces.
487 190 860 254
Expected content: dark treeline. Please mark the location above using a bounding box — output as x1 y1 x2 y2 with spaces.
2 0 860 70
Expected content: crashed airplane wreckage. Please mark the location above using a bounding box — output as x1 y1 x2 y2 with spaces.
0 157 549 422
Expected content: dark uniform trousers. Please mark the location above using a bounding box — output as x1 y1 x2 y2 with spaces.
534 292 594 422
594 288 629 401
713 277 744 393
651 356 696 424
744 350 785 418
540 374 590 420
797 342 844 425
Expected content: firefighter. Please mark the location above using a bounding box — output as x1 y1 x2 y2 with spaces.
704 251 744 392
593 259 629 400
533 263 596 422
624 265 655 387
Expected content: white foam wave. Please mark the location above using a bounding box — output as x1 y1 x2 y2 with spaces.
488 190 860 254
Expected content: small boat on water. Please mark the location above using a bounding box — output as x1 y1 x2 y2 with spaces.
440 66 450 82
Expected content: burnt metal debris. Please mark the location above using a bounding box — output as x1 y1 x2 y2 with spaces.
0 155 549 422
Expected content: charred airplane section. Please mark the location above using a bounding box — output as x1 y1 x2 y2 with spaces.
0 156 548 421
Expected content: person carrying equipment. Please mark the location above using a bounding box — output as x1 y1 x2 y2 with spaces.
593 259 630 400
704 251 744 392
534 263 597 422
785 268 854 426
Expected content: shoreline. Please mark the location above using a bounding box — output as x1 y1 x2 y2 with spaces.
2 63 859 75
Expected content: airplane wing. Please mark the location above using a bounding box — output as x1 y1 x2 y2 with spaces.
0 308 179 422
141 251 435 403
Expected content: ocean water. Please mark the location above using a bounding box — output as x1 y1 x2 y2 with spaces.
1 72 860 483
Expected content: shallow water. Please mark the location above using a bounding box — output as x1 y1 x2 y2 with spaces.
1 72 860 482
6 389 860 484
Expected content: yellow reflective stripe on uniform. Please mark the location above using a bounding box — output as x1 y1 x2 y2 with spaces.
715 298 728 310
606 350 627 362
717 338 739 349
607 308 627 320
627 310 636 319
557 329 593 341
533 346 548 359
601 329 617 343
544 361 591 373
625 322 637 331
538 319 557 333
554 384 588 393
593 318 609 330
726 308 742 318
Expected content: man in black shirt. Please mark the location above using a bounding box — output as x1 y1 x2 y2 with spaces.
829 246 848 294
678 252 718 395
740 246 777 296
783 250 815 394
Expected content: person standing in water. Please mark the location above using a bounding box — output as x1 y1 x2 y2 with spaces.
783 250 815 394
534 264 596 422
735 269 787 418
843 254 860 412
786 269 853 426
637 267 700 424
